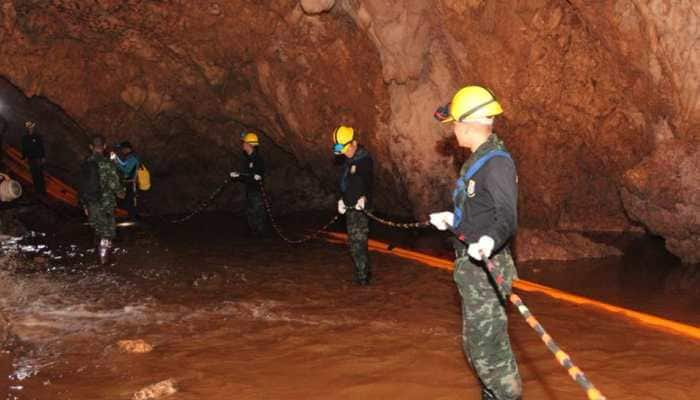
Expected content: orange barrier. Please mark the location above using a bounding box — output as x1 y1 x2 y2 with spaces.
323 231 700 341
4 145 127 217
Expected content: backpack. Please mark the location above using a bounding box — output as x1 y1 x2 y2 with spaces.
78 158 101 204
136 163 151 191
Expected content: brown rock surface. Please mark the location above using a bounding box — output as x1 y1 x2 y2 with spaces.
118 339 154 354
621 141 700 263
0 1 698 260
514 229 622 263
132 379 177 400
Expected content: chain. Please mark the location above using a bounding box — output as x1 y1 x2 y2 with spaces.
258 182 340 244
171 178 233 224
171 178 429 236
362 209 431 229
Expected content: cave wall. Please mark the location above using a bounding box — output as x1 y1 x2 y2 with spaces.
0 0 698 261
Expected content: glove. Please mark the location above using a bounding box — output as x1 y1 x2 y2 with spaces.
337 199 347 215
355 196 366 211
230 171 240 178
109 152 117 161
429 211 454 231
467 236 495 261
253 174 262 181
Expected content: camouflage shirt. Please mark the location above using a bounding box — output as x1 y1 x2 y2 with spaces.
87 153 125 208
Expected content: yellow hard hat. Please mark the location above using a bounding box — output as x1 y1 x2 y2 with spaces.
443 85 503 123
241 132 259 146
332 125 354 154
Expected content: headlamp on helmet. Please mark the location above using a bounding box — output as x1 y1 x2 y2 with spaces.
332 125 355 155
436 86 503 124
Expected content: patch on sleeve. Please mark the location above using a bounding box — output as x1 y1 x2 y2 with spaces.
467 179 476 197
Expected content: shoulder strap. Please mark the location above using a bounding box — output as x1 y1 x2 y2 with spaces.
463 150 512 181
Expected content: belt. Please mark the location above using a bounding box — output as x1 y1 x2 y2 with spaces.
454 245 511 260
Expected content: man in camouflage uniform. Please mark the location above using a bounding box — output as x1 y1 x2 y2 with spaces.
230 132 270 237
333 125 373 286
431 86 522 400
81 135 125 265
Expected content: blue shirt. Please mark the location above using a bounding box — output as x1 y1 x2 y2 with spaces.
115 153 139 180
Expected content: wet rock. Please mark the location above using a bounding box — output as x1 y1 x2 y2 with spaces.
117 339 153 354
621 141 700 264
132 379 177 400
514 229 622 262
300 0 336 14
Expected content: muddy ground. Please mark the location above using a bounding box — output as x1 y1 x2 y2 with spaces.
1 212 699 399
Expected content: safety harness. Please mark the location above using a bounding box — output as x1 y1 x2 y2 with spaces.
453 149 512 227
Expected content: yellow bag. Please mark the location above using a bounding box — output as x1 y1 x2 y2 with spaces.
136 164 151 191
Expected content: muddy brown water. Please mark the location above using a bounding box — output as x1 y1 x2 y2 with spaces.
1 212 699 399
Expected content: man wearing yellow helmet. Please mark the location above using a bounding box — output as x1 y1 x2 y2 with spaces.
333 125 373 285
430 86 522 400
230 131 269 237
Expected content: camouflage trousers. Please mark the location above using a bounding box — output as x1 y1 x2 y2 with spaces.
246 190 269 237
86 201 116 240
346 210 370 283
453 249 522 400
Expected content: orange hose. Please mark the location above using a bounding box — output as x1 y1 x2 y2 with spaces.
322 231 700 341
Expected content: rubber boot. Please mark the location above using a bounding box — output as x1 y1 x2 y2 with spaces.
98 238 112 265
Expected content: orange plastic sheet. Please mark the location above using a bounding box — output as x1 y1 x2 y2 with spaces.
323 231 700 341
4 145 127 217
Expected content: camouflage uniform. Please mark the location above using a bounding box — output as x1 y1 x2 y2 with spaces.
454 251 521 399
346 209 370 283
340 146 373 285
86 153 124 240
452 134 522 400
246 190 269 237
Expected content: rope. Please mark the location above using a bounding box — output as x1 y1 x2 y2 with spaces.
170 178 232 224
478 249 607 400
362 209 431 229
508 293 605 400
258 182 340 244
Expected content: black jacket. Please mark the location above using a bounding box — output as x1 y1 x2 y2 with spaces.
241 149 265 192
453 134 518 252
340 146 373 207
21 133 46 160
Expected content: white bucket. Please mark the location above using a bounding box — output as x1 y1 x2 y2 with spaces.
0 173 22 202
